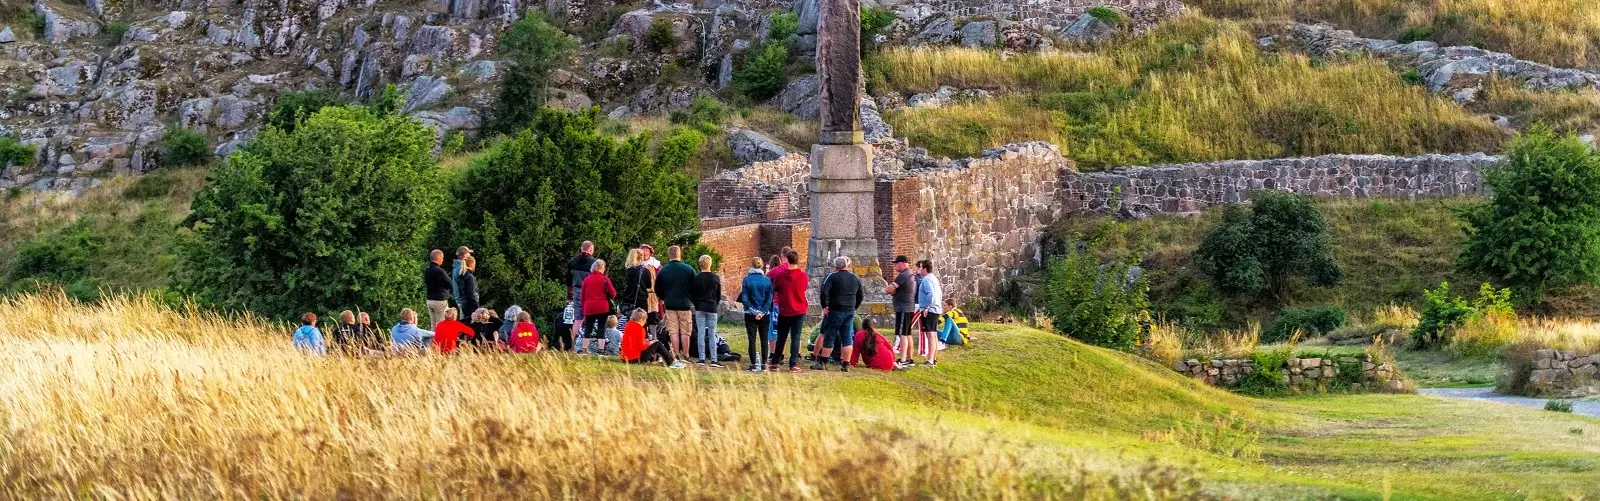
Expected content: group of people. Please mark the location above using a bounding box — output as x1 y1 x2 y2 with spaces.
289 240 959 373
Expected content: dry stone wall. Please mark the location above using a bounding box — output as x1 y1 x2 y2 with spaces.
1173 354 1408 393
1522 349 1600 397
697 153 811 230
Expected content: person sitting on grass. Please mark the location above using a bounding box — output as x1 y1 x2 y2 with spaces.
469 308 501 348
293 312 326 355
849 318 896 371
391 308 434 353
432 308 473 355
508 311 543 354
621 309 685 368
603 315 623 356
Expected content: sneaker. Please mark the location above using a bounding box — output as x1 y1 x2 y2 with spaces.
696 360 707 366
923 361 937 367
839 363 849 372
810 362 826 371
709 362 725 368
746 365 757 372
790 365 802 373
668 361 687 369
755 365 766 373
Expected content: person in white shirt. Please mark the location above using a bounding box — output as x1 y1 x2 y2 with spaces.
915 260 944 367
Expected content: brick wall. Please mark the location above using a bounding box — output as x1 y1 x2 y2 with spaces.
874 176 920 281
697 153 810 230
697 223 762 304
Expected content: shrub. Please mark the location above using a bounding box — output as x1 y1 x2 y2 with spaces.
767 12 799 44
122 171 173 201
668 96 728 133
1194 191 1341 303
1234 346 1292 396
1043 246 1149 351
1413 281 1514 351
1087 6 1123 24
1546 399 1574 413
0 136 36 168
490 13 577 135
1397 25 1434 44
643 17 678 53
7 220 102 301
177 106 441 321
161 127 210 167
860 7 896 54
734 41 789 102
266 91 348 134
26 12 44 37
1400 68 1425 86
1458 125 1600 304
599 35 632 58
1261 306 1346 343
102 21 129 46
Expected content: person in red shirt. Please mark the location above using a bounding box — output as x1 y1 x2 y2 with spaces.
621 309 684 368
768 249 810 372
508 311 543 354
432 308 474 354
849 318 897 371
580 259 618 355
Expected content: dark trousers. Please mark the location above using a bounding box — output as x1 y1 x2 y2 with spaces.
774 314 805 368
583 314 608 339
629 342 676 365
551 325 574 352
744 313 770 366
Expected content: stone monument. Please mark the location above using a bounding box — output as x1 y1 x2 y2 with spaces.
807 0 890 310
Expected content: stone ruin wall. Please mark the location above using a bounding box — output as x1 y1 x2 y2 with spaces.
926 0 1182 29
1519 349 1600 397
1172 354 1409 393
697 153 811 230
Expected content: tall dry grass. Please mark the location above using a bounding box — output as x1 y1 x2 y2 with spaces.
0 293 1198 499
1190 0 1600 69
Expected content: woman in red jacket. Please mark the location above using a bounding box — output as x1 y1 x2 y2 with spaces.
621 309 685 368
580 259 619 355
850 318 897 371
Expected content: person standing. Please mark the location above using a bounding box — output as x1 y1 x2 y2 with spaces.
769 250 809 372
452 246 473 309
580 259 618 355
737 256 775 372
293 313 327 355
424 250 451 329
568 241 597 303
620 248 654 318
391 308 434 353
640 244 662 271
888 255 917 368
765 253 783 356
691 255 723 367
433 308 473 355
655 246 697 360
458 255 480 321
916 260 945 367
813 256 863 372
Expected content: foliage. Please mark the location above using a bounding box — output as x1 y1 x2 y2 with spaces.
266 91 348 134
438 107 699 315
101 21 128 46
599 35 632 58
668 96 728 133
26 12 44 37
368 84 404 116
1234 346 1293 396
1195 191 1341 303
160 127 210 168
1043 245 1149 351
441 131 467 156
642 17 678 53
1087 6 1123 24
734 31 790 102
1397 25 1433 44
176 106 441 322
7 221 103 301
860 7 896 55
1545 399 1574 413
1413 281 1514 352
1458 126 1600 304
1261 306 1346 343
767 12 799 44
0 136 36 168
490 13 577 135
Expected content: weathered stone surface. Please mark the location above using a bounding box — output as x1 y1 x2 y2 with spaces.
1287 23 1600 93
959 20 997 47
778 73 822 119
730 129 789 166
816 0 863 142
403 76 452 113
1060 14 1114 43
0 27 15 44
910 15 955 45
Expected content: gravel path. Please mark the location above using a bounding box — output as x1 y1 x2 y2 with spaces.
1420 387 1600 417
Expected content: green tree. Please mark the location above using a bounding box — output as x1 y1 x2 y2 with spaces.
1194 191 1341 302
767 12 799 43
860 7 896 55
491 14 577 135
0 136 36 168
1044 246 1149 351
266 91 348 134
439 107 699 314
176 106 441 321
735 42 789 101
1458 125 1600 303
642 17 678 53
161 127 210 167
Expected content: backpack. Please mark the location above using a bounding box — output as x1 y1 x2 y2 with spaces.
716 336 742 362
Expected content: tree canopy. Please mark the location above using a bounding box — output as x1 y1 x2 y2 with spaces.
1194 190 1341 302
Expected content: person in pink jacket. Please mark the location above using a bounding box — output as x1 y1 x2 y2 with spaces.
850 318 897 371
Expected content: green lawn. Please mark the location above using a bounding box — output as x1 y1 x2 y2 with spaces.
664 321 1600 499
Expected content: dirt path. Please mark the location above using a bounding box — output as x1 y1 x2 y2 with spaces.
1419 387 1600 417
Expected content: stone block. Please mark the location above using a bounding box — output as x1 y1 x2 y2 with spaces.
1535 358 1552 370
1304 358 1322 368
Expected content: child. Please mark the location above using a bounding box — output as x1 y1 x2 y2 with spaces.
509 311 543 354
603 315 623 356
293 312 326 355
621 309 684 368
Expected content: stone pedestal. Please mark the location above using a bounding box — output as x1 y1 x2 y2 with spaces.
805 143 892 322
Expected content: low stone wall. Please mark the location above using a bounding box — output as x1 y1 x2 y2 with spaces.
1523 349 1600 397
697 153 810 230
1173 354 1407 393
1061 153 1500 216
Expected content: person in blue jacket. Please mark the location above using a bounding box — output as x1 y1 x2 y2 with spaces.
391 308 435 353
293 312 327 355
738 256 776 372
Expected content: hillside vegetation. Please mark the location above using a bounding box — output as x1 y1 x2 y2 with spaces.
872 15 1504 166
2 292 1598 499
1189 0 1600 69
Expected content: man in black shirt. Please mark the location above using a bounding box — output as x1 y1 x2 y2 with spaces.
813 256 864 372
888 255 917 368
423 249 451 329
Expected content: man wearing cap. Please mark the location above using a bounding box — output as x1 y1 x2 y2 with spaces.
451 246 473 309
887 255 917 369
640 244 662 271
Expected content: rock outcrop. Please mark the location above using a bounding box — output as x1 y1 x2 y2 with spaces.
1283 23 1600 95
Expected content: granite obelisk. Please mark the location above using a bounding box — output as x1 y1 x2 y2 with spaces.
807 0 886 296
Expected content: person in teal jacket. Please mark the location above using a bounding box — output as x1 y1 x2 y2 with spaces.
293 312 327 355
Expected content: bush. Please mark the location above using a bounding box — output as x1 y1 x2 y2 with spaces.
161 127 210 167
1234 346 1292 396
177 106 441 321
438 107 700 315
8 220 102 301
767 12 799 44
1261 306 1346 343
1413 281 1514 351
599 35 632 58
1400 68 1425 86
490 13 577 135
122 171 173 200
860 7 895 54
1194 191 1341 303
266 91 348 134
26 12 44 37
734 41 790 102
1087 6 1123 24
1397 25 1434 44
1043 246 1149 351
0 136 36 168
102 21 129 46
1546 399 1574 413
1458 125 1600 304
668 96 728 133
643 17 678 53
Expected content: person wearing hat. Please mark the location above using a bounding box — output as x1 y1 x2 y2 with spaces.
451 246 473 309
458 255 480 321
887 255 918 369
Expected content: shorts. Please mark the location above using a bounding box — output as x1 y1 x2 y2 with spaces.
921 312 942 332
894 311 915 337
664 309 693 337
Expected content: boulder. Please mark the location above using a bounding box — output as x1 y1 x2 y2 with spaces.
860 97 894 144
793 0 819 35
777 73 821 119
911 15 955 46
0 27 14 44
959 20 997 48
403 76 452 113
1060 14 1114 43
458 60 497 82
38 4 99 44
729 129 788 165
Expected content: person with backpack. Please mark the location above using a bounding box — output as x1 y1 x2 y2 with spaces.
813 256 864 372
849 318 896 371
457 255 480 321
887 255 917 369
692 255 724 367
655 246 697 360
915 260 945 367
293 313 326 355
737 256 775 372
433 308 473 355
580 260 618 355
769 249 809 372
